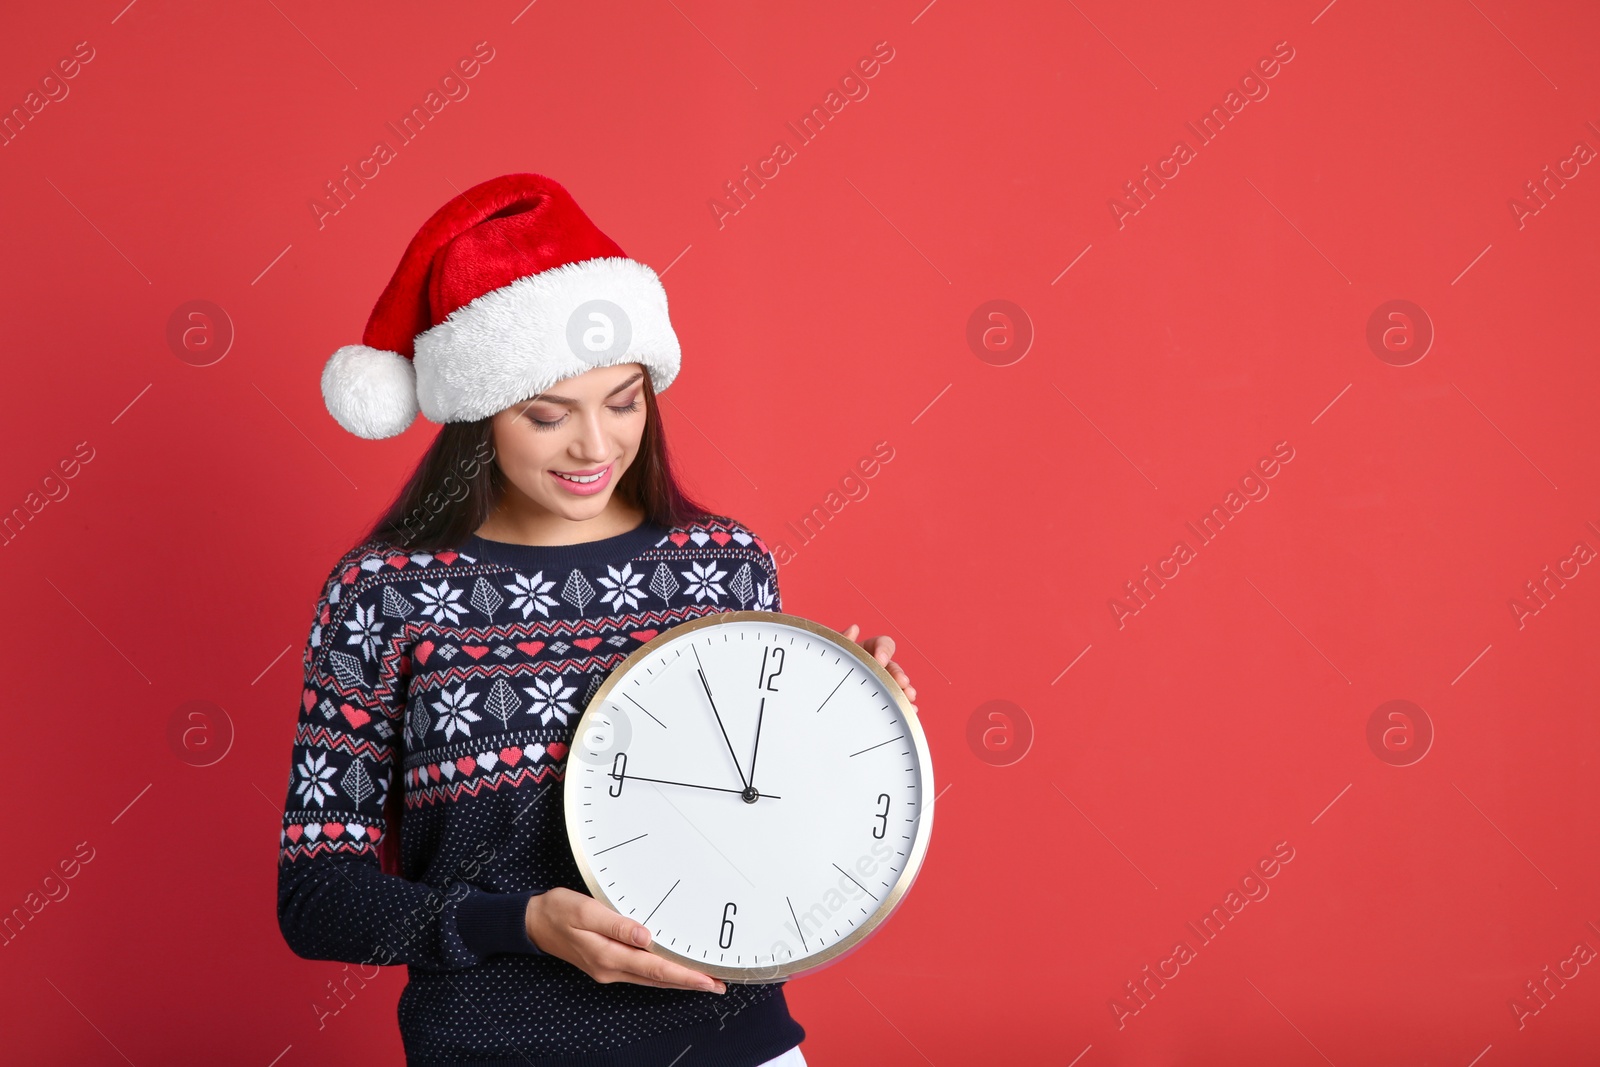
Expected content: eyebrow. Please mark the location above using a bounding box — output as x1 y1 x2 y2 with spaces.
531 370 644 406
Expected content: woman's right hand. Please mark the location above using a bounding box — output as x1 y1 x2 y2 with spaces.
524 887 727 994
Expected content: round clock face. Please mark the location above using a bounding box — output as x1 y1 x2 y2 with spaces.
564 611 934 981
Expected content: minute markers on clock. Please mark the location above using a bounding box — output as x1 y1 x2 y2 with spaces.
619 691 666 729
832 862 878 900
848 734 906 758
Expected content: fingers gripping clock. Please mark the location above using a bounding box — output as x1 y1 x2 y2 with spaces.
564 611 935 981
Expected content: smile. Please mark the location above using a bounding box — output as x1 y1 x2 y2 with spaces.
549 464 614 495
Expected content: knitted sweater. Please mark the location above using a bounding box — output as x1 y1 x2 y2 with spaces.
277 515 806 1067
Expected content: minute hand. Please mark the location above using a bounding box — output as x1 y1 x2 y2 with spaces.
693 647 748 790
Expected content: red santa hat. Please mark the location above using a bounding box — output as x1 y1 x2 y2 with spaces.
321 173 681 439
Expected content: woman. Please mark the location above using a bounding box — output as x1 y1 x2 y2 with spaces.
277 173 917 1067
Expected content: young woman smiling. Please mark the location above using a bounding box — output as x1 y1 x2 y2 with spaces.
277 174 915 1067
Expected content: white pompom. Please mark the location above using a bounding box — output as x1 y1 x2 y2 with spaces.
321 345 420 439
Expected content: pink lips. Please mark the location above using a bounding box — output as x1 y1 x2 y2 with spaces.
549 464 613 496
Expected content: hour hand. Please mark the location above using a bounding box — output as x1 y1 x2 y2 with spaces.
616 771 780 800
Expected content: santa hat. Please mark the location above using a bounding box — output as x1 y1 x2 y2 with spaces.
321 173 681 439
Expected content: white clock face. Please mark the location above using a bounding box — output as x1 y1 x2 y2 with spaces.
564 612 933 980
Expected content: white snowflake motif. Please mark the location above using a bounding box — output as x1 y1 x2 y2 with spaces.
342 601 384 662
524 674 578 726
753 579 776 612
294 751 337 808
505 571 559 619
431 684 482 742
681 561 728 603
413 579 466 624
597 563 645 611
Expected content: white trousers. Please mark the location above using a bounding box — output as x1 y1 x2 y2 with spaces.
754 1047 807 1067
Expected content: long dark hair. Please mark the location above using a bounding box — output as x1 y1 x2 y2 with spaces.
362 373 710 553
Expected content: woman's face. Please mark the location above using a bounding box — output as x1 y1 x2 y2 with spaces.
487 362 649 523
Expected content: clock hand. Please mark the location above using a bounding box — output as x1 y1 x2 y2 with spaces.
748 695 767 789
692 645 749 790
615 771 781 799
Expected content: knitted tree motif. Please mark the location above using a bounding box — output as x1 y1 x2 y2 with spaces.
730 563 754 608
381 584 416 620
328 651 365 691
562 569 595 612
408 699 430 745
483 678 522 727
341 759 374 806
469 577 504 619
649 562 679 604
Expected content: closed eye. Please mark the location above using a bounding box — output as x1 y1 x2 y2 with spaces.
525 397 642 430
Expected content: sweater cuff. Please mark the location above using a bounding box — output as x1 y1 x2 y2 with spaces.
454 888 546 959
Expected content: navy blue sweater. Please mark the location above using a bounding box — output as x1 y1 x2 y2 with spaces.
277 515 805 1066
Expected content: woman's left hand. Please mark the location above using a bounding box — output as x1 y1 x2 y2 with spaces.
841 624 918 707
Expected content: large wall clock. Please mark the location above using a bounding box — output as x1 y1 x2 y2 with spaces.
564 610 935 981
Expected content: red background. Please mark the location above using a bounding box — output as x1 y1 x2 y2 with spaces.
3 1 1598 1064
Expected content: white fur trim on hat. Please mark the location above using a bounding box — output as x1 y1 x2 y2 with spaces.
321 344 420 440
412 256 680 424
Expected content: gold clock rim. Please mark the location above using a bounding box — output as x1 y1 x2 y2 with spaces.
560 609 935 982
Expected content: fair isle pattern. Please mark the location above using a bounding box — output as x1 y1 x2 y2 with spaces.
279 518 778 862
276 514 805 1066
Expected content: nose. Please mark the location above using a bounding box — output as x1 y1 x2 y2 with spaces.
571 407 608 463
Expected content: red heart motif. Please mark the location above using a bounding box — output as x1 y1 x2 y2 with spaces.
462 645 490 660
516 641 545 656
500 746 523 766
286 825 303 842
435 550 459 565
546 742 569 761
414 641 435 664
319 605 330 625
427 763 440 781
385 554 409 569
630 630 658 643
573 637 602 652
341 566 360 585
323 822 345 839
339 704 370 729
455 756 477 776
669 532 690 546
711 531 731 546
303 690 316 712
366 826 382 841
